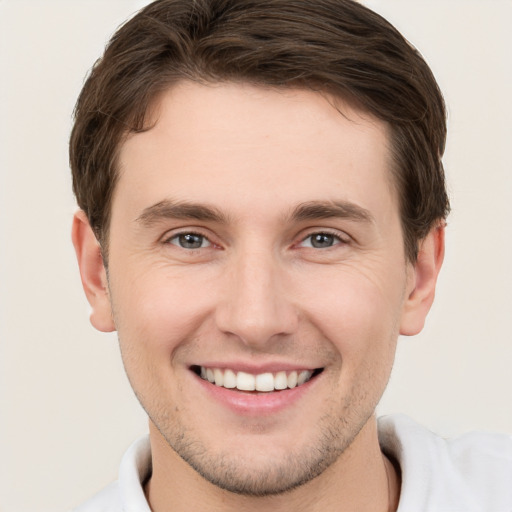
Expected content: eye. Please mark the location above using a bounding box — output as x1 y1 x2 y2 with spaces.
299 232 345 249
168 232 211 249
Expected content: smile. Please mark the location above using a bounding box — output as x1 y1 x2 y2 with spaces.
194 366 319 392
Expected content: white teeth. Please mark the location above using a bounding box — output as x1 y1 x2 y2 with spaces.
287 371 298 388
223 369 237 389
198 367 315 392
297 370 310 386
237 371 255 391
274 371 288 390
255 373 274 392
214 368 224 386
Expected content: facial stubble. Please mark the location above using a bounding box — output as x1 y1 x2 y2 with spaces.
137 369 385 497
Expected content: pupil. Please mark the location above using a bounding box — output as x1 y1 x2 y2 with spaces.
312 233 333 248
180 234 202 249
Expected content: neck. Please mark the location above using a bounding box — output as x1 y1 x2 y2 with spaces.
145 417 400 512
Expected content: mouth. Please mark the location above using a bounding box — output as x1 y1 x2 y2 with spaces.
191 365 323 393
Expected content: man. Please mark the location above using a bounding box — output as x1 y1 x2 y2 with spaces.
69 0 512 510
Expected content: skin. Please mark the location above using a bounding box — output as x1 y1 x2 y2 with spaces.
73 82 444 512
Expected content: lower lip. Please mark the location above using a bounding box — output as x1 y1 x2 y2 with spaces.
193 372 318 416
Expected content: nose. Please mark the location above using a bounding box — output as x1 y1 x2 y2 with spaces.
214 247 298 349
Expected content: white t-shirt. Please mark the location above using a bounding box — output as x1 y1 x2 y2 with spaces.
73 415 512 512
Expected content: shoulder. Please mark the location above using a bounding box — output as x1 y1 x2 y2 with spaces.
72 481 123 512
71 435 152 512
379 415 512 512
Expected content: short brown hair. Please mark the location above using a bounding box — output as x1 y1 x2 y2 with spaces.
70 0 450 261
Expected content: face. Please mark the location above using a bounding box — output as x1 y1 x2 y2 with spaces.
80 82 429 495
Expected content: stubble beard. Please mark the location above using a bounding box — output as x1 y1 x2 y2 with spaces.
113 305 396 498
116 333 376 496
149 395 374 497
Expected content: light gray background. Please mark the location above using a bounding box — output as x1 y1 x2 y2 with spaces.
1 1 511 511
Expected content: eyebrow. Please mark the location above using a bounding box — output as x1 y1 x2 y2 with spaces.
136 198 374 226
289 200 374 224
136 199 228 226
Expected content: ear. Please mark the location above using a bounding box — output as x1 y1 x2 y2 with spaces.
400 223 445 336
71 210 116 333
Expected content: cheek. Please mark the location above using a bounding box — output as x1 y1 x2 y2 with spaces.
306 272 402 415
110 264 219 360
299 264 405 362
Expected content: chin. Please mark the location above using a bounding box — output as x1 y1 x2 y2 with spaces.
154 408 371 497
177 445 338 496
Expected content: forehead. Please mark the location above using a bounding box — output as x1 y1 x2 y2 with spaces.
114 81 396 223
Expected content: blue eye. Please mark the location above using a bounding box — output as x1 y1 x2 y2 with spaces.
301 232 343 249
169 233 211 249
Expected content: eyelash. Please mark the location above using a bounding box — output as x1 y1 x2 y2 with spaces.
164 231 212 250
298 230 349 249
163 229 350 251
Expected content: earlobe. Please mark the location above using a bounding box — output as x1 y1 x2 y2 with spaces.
71 210 116 333
400 223 445 336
